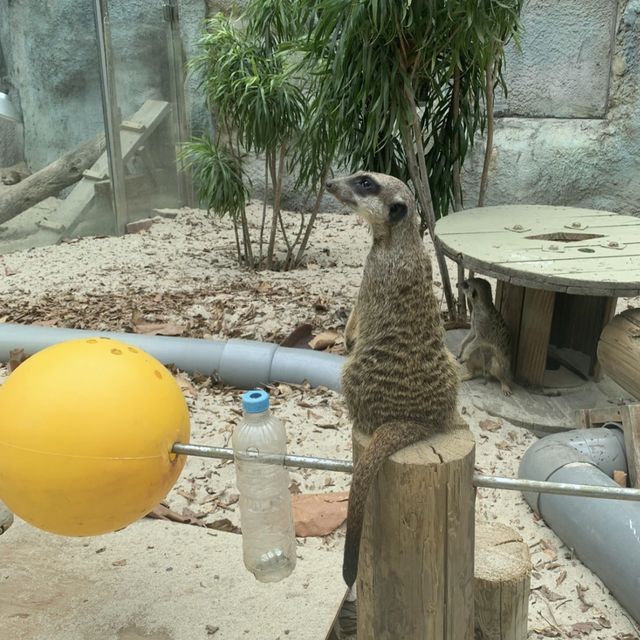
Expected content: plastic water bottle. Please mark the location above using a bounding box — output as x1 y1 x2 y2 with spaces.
232 389 296 582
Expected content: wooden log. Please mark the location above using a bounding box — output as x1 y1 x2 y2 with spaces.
0 135 105 224
618 404 640 489
355 420 475 640
475 522 531 640
597 309 640 400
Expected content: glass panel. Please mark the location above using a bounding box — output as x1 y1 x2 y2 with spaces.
0 2 117 255
102 0 188 230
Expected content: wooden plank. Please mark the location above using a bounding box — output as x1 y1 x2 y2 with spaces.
515 288 555 386
33 100 170 244
619 405 640 488
497 281 525 374
437 206 640 235
435 205 640 297
437 242 640 298
575 406 622 429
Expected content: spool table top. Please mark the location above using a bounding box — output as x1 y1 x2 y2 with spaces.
435 205 640 296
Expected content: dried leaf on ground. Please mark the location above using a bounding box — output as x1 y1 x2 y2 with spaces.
292 491 348 537
576 583 593 612
289 480 302 495
133 321 185 336
479 419 502 432
536 585 566 602
531 626 561 637
280 323 313 349
567 621 604 636
308 330 340 351
207 518 241 534
146 502 204 527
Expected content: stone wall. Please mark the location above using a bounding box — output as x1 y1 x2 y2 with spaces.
0 0 638 214
463 0 640 215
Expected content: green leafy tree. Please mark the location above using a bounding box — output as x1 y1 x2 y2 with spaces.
187 1 321 270
296 0 523 317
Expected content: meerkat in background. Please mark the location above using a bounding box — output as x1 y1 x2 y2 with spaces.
459 277 513 396
325 171 460 587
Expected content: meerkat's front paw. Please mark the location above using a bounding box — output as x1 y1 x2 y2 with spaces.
501 382 513 397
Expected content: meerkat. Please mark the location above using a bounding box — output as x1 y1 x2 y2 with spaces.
325 171 460 587
459 277 513 396
0 165 30 186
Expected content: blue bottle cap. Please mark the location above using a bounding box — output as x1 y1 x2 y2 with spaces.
242 389 270 413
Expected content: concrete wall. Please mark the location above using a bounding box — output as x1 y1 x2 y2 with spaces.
463 0 640 215
0 0 638 215
0 0 209 169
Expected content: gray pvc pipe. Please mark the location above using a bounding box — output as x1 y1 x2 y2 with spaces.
519 426 640 621
0 323 344 392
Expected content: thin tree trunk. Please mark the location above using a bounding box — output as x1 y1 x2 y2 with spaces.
259 157 269 263
232 215 243 264
478 56 496 208
451 67 466 319
239 207 255 269
293 168 328 267
451 67 463 212
266 144 286 269
400 98 456 320
284 211 305 269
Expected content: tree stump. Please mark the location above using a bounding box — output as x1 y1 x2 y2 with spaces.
475 522 531 640
354 419 475 640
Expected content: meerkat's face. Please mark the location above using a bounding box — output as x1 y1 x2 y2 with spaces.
461 277 492 303
325 171 414 229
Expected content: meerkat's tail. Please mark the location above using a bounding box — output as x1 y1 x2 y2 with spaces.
343 421 425 587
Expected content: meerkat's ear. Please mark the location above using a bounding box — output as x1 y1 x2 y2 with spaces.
388 202 408 224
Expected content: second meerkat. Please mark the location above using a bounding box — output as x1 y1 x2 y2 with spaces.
325 171 459 587
459 277 513 396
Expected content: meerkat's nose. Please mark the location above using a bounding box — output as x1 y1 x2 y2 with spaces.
325 179 334 191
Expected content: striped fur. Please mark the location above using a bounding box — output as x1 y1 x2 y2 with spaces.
325 172 459 586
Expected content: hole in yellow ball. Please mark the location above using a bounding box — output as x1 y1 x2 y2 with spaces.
86 339 98 344
111 348 123 356
154 370 163 379
127 347 138 353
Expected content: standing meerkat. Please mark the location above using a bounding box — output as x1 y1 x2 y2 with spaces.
459 277 513 396
325 171 459 587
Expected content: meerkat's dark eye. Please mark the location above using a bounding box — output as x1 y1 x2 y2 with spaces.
360 178 372 189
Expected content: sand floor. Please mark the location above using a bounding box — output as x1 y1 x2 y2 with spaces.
0 203 639 639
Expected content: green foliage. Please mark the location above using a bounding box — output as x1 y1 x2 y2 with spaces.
297 0 523 220
179 137 248 219
189 13 306 154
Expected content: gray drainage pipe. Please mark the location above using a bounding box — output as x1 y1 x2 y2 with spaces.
0 323 344 392
519 426 640 621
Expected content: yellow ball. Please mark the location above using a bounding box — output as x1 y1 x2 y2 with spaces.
0 337 190 536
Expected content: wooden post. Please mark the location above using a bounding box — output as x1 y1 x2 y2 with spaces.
475 522 531 640
618 404 640 489
354 420 475 639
